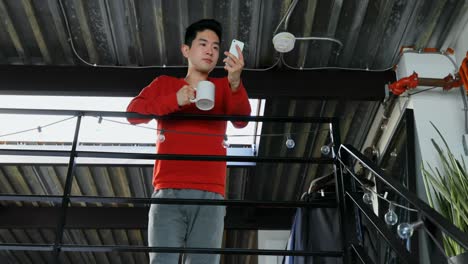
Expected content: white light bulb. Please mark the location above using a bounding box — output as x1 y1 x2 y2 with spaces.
285 137 295 149
158 133 165 143
397 221 423 240
320 145 331 155
384 203 398 226
397 223 413 239
222 135 230 148
362 191 373 205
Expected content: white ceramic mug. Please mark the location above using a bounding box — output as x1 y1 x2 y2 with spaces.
190 80 215 111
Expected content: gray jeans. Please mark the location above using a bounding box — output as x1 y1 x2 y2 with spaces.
148 189 226 264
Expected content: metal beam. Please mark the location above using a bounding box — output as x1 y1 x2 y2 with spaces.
0 65 394 100
0 206 297 230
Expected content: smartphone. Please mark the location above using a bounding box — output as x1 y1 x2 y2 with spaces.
228 39 244 59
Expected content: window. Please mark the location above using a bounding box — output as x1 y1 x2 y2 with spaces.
0 95 265 165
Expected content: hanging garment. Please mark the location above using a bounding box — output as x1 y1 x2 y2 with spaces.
284 192 343 264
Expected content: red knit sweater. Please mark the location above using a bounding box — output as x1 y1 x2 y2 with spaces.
127 75 251 196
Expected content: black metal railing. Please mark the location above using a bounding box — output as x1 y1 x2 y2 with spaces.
2 108 467 264
0 108 345 264
338 144 468 264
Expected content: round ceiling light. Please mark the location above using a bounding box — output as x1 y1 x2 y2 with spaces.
272 32 296 53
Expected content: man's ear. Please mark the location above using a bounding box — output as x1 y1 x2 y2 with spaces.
181 44 190 58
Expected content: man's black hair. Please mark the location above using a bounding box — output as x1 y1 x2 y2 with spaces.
184 19 222 46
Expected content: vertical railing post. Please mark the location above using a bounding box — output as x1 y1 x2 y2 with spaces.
405 110 420 257
330 119 351 263
53 114 82 263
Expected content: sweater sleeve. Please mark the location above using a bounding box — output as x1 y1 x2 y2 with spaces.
225 80 251 128
126 76 180 124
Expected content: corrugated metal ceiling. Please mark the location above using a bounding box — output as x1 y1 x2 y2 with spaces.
1 0 467 263
0 0 465 68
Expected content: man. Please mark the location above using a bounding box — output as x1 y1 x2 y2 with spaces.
126 19 251 264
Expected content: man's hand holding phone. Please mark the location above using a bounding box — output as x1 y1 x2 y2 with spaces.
224 39 245 91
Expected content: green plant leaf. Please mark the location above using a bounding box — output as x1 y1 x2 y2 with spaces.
430 122 452 154
422 123 468 256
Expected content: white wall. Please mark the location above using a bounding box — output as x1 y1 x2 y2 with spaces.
366 20 468 181
399 52 466 168
361 17 468 263
257 230 290 264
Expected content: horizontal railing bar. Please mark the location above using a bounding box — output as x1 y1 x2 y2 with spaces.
77 151 333 163
340 144 468 250
0 108 337 123
0 243 343 256
61 245 343 257
347 192 416 263
0 149 334 164
69 196 337 208
0 194 336 208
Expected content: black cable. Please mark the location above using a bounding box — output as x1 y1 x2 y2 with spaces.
57 0 280 71
0 116 76 138
99 116 331 138
407 86 438 96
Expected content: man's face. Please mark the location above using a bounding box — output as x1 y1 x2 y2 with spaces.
182 29 220 73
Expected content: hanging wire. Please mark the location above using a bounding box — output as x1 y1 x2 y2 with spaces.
0 116 76 138
280 46 461 73
399 49 461 96
403 50 459 72
273 0 299 35
280 54 395 72
423 225 456 264
396 51 459 97
401 86 438 96
58 0 463 75
337 158 418 212
97 117 156 131
97 116 331 137
408 86 437 96
57 0 280 71
0 115 331 140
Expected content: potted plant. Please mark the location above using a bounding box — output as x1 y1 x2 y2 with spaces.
422 123 468 263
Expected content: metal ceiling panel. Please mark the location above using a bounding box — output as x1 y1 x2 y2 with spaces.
1 0 467 263
0 0 465 68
